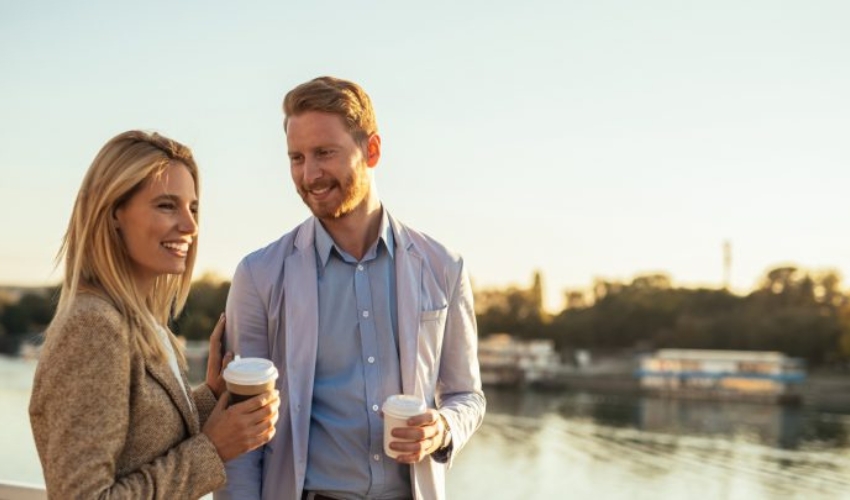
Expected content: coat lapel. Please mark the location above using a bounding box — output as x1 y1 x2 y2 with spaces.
144 358 198 435
284 219 320 462
391 216 423 397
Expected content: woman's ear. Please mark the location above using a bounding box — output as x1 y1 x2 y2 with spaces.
112 208 122 232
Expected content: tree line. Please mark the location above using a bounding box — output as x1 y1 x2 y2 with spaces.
0 278 229 354
3 265 849 367
477 267 850 367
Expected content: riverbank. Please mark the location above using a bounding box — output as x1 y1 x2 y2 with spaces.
799 372 850 410
499 370 850 409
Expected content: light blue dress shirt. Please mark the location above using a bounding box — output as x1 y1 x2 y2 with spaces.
304 209 411 500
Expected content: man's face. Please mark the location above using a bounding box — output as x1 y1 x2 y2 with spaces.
286 111 373 221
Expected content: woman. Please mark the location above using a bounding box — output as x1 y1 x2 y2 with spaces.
29 130 280 499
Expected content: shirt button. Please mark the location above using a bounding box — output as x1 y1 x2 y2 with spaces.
373 454 381 461
362 311 370 318
357 264 365 271
372 404 379 412
367 356 375 364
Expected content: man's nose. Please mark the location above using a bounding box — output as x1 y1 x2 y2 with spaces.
302 157 324 184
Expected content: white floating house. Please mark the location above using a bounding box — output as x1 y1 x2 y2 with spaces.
637 349 806 403
478 333 561 387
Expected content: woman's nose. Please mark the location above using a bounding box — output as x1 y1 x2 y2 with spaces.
179 207 198 235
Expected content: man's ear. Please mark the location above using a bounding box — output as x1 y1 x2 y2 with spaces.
365 134 381 168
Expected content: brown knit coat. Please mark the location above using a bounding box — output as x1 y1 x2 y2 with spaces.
29 293 226 499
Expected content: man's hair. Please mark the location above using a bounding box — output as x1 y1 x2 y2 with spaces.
283 76 378 142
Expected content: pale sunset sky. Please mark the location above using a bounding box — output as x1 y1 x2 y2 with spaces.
1 0 848 311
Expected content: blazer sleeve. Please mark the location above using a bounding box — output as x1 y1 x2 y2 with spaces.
192 383 219 427
434 257 486 467
216 257 270 500
29 309 225 499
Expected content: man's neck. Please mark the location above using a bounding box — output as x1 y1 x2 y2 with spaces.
319 197 383 261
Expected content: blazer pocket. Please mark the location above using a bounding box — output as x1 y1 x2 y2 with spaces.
420 305 448 322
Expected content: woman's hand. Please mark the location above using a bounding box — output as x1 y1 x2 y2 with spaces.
202 390 280 462
205 313 233 399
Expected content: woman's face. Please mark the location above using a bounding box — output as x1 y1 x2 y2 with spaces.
114 161 198 292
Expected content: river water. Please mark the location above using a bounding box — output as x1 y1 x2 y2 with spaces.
2 355 849 499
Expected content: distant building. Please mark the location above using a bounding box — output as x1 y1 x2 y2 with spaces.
18 333 44 360
478 333 561 387
637 349 806 404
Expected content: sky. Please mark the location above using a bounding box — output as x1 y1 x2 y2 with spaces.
1 0 848 311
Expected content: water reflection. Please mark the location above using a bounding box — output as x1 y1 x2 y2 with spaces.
453 387 850 499
3 355 849 499
487 387 850 452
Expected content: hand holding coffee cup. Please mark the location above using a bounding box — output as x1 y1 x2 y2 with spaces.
203 357 281 461
383 395 447 463
202 386 280 462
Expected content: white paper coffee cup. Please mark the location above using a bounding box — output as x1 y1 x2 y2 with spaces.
223 357 278 405
382 394 427 458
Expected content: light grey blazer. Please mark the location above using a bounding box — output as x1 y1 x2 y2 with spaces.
216 213 485 500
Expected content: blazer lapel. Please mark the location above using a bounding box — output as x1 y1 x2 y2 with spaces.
284 219 320 461
392 217 422 397
145 358 198 435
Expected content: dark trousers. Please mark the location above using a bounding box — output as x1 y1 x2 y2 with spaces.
302 493 340 500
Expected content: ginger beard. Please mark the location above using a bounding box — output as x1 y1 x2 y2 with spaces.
297 159 371 221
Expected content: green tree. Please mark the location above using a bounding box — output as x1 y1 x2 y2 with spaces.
479 265 850 367
0 291 56 335
171 275 230 341
475 272 549 340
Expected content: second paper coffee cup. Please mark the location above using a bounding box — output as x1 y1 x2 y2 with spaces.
223 357 278 405
382 394 427 458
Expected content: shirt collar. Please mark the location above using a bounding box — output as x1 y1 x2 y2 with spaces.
314 208 395 269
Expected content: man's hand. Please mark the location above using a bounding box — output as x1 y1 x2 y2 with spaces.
388 409 447 463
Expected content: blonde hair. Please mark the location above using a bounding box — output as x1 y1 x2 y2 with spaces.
53 130 200 364
283 76 378 143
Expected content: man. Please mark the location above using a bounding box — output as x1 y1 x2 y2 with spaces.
219 76 485 500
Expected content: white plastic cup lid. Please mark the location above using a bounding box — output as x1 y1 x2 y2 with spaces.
382 394 427 418
223 357 278 385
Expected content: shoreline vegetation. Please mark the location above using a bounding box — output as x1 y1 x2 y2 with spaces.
3 264 850 377
495 369 850 409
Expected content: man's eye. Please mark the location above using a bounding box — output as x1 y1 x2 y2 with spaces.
158 203 176 210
